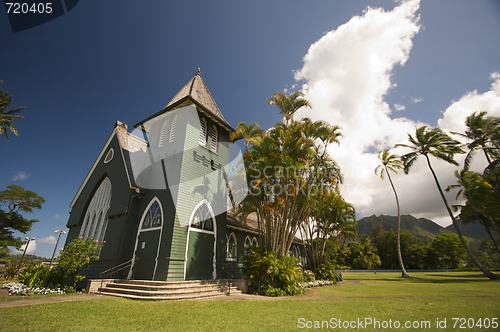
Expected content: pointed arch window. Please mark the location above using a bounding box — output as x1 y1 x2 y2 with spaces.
169 115 177 143
142 199 162 230
226 232 237 261
210 125 218 153
199 118 207 146
244 236 252 248
190 202 214 231
80 178 112 243
158 120 168 147
252 237 258 247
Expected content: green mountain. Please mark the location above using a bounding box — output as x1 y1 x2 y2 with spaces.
357 214 494 246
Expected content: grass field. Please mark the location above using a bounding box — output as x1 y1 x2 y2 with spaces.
1 272 499 331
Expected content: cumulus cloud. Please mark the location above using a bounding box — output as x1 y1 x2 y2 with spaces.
291 0 500 227
12 171 31 181
37 236 57 245
17 240 36 254
438 72 500 136
394 104 406 111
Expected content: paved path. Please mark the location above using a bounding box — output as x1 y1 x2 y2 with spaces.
0 294 112 308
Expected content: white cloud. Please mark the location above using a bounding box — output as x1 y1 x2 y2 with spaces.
37 236 57 245
291 0 500 228
12 171 31 181
55 214 61 219
17 240 36 254
294 0 450 220
438 72 500 136
411 96 423 103
394 103 406 111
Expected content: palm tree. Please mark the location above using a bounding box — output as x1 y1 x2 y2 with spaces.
375 149 409 277
446 169 500 254
268 91 311 125
229 122 264 151
452 111 500 168
396 126 497 279
0 80 25 141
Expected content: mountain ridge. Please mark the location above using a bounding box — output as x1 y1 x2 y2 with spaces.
356 214 494 246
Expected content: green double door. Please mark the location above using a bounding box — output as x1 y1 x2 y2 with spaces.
133 229 161 280
186 230 215 280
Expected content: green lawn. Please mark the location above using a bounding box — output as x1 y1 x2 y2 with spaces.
1 272 499 331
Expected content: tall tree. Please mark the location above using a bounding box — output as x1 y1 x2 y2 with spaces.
268 91 310 125
229 122 264 151
451 111 500 168
396 126 497 279
0 185 45 258
239 92 343 257
375 149 409 277
301 189 356 270
0 80 25 141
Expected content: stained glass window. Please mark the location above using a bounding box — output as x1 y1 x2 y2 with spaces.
227 233 236 261
190 202 214 231
142 200 162 229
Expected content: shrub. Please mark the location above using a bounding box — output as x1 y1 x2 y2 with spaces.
312 262 340 282
58 236 103 289
243 247 304 296
18 264 68 290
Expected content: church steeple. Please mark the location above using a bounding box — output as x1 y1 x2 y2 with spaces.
135 69 234 132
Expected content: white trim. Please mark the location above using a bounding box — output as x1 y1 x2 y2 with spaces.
128 197 164 280
104 148 114 163
244 235 252 248
226 232 237 261
70 131 116 208
184 199 217 280
188 228 215 235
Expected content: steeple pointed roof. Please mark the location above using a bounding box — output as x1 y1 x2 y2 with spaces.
135 69 234 132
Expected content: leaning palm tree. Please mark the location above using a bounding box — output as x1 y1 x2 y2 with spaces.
375 149 409 277
396 126 497 279
452 111 500 168
0 80 25 141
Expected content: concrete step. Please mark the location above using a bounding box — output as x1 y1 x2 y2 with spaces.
97 289 242 301
95 279 242 301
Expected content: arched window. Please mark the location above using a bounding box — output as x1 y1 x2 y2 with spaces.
190 202 214 231
169 115 177 143
226 232 237 261
158 119 168 147
244 236 252 248
80 178 112 243
252 237 258 247
199 118 207 146
142 199 162 230
104 149 114 163
210 125 218 153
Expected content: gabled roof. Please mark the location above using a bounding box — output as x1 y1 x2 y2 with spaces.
69 121 146 208
135 69 235 132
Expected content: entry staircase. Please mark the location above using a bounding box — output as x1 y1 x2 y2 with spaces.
93 279 243 301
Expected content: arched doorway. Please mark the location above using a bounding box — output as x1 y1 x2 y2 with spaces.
185 200 216 280
130 198 163 280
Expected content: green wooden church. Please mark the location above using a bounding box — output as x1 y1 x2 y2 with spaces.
65 70 303 282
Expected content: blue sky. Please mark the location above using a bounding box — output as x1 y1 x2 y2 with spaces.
1 0 500 258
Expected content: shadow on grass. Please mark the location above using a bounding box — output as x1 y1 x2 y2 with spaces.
345 272 500 285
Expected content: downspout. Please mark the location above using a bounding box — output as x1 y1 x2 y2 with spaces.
112 188 143 277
